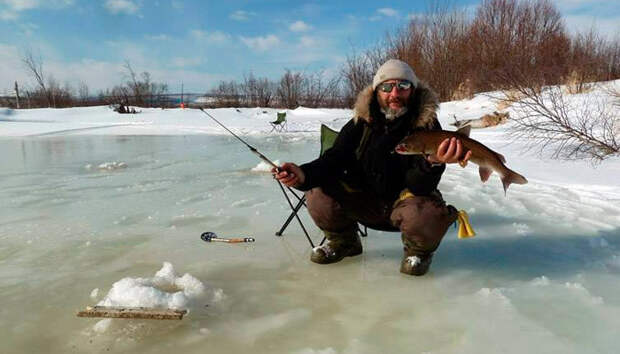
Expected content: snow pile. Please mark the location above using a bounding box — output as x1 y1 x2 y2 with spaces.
85 161 128 171
96 262 208 310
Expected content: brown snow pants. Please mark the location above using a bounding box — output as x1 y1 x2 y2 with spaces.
305 186 458 256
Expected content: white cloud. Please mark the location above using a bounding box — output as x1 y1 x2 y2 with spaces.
171 57 202 68
1 0 73 20
289 20 312 32
240 34 280 52
299 36 319 48
2 0 39 11
146 34 170 41
104 0 139 15
229 10 255 21
190 30 231 43
377 8 398 17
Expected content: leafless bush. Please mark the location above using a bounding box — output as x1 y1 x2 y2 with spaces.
301 70 341 108
209 80 241 107
21 49 76 108
451 79 475 101
121 61 168 106
77 82 91 105
504 78 619 161
564 70 593 94
340 45 387 105
277 69 304 109
405 1 470 100
343 0 619 102
468 0 568 92
101 62 169 107
496 89 526 110
241 72 274 107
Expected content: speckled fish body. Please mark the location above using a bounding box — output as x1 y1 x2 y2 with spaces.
395 128 527 194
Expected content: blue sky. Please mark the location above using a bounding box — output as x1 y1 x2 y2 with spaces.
0 0 618 94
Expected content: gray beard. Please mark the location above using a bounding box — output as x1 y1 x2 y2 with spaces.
381 106 408 121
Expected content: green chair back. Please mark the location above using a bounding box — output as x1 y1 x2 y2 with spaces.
275 112 286 123
320 124 338 156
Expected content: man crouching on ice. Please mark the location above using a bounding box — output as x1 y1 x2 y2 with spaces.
273 59 471 276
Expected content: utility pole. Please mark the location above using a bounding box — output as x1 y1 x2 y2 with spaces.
181 82 184 108
14 81 20 109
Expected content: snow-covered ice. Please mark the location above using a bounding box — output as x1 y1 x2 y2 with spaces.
1 82 619 353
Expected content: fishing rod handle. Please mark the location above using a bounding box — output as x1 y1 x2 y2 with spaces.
227 237 256 243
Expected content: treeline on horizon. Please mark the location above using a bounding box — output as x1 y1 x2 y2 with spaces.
3 0 619 110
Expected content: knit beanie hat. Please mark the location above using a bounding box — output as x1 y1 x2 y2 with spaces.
372 59 419 91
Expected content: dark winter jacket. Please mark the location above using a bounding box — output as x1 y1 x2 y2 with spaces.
297 82 446 203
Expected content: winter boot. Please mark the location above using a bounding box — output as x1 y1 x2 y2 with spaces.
400 232 435 276
400 252 434 276
310 228 362 264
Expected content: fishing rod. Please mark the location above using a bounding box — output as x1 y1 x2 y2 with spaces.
198 107 315 246
199 108 279 171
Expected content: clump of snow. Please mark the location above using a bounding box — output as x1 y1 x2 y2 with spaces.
251 160 280 172
98 161 127 170
405 255 422 267
97 262 209 310
85 161 128 171
512 222 531 235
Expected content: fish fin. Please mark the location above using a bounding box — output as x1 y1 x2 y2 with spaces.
456 125 471 137
479 166 492 183
501 170 528 195
496 152 506 163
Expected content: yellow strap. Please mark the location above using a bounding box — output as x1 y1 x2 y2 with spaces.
398 189 416 202
457 210 476 239
393 189 416 208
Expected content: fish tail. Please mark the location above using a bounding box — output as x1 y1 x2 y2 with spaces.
501 169 528 195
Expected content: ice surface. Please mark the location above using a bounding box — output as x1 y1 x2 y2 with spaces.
1 83 619 353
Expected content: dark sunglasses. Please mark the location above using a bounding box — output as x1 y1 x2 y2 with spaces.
378 81 413 93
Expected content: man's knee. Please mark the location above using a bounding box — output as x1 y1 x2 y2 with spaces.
305 187 354 232
392 194 457 252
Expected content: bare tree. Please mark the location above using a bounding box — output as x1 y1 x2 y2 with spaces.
500 74 619 161
78 82 90 105
277 69 304 108
210 80 241 107
303 70 340 108
22 49 51 107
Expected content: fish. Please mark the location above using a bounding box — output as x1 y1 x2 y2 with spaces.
394 126 527 194
451 111 509 129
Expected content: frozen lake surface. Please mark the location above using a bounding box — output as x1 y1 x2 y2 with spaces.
2 134 620 353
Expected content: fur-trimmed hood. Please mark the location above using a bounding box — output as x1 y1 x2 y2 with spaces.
352 81 439 130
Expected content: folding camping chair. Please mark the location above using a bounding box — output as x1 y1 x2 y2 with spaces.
275 124 367 248
270 112 288 132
